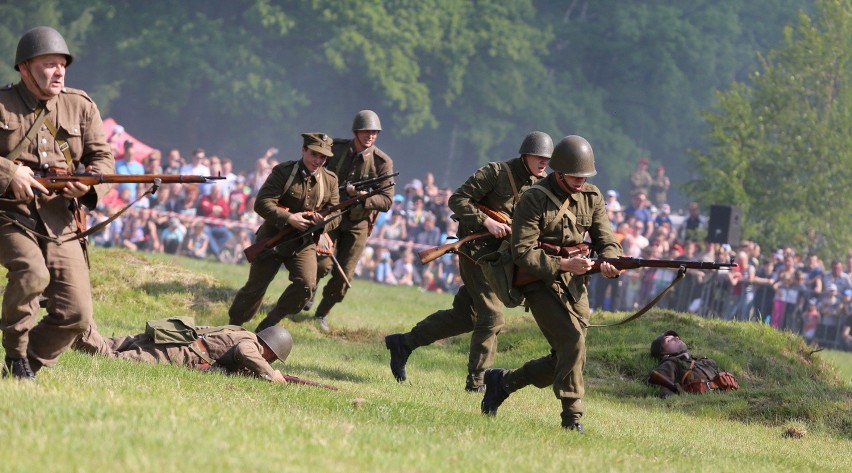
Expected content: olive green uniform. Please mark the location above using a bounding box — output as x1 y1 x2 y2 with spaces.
228 160 340 329
649 353 720 398
0 82 113 370
500 174 621 423
402 158 537 388
74 322 278 380
313 139 394 318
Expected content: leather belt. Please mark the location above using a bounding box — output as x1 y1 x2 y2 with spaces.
191 337 213 365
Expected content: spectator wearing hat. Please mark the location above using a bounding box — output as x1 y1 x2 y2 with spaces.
605 189 623 227
818 283 843 337
629 157 653 197
650 164 670 207
654 203 673 228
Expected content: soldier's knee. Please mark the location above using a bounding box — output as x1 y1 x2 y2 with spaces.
13 265 50 297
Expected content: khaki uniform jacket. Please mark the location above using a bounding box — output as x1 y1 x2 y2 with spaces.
76 324 278 381
512 174 622 303
328 139 394 220
629 169 653 197
448 157 539 260
253 160 341 241
0 82 114 236
648 352 720 398
197 326 278 380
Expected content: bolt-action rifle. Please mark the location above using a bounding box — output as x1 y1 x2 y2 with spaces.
243 183 394 263
418 203 511 264
512 241 736 287
282 373 339 391
339 172 399 193
31 169 225 193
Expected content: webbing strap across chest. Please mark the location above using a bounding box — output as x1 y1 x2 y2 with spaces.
529 184 575 226
282 162 324 211
336 146 375 180
4 105 49 163
500 162 520 205
43 117 74 170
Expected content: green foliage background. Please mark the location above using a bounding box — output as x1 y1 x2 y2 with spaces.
0 1 806 189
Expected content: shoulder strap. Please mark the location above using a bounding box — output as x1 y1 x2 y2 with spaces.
680 360 696 385
529 184 574 226
500 161 519 204
5 105 48 163
43 118 74 170
361 149 375 179
314 171 325 211
282 161 299 195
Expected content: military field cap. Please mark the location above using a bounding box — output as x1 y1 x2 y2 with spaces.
301 132 334 157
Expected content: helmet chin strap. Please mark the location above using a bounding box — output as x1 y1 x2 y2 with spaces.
20 61 52 100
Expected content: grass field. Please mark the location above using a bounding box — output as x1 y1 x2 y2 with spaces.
1 247 851 472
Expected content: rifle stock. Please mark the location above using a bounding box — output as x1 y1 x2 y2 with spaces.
282 374 339 391
244 183 393 263
416 204 510 265
418 231 490 264
474 203 511 224
34 173 225 192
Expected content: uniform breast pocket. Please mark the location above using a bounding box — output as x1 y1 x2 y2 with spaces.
57 123 83 158
575 213 592 232
0 114 22 152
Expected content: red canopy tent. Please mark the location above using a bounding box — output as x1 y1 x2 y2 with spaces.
103 117 156 163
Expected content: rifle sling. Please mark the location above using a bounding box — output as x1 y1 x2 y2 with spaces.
42 117 74 171
4 105 48 163
500 162 520 205
588 267 686 328
72 182 160 242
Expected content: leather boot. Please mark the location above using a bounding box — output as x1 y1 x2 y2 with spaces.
3 357 36 381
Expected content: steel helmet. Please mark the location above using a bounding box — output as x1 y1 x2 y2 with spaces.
352 110 382 132
257 326 293 363
550 135 597 177
15 26 73 71
650 330 681 359
518 131 554 158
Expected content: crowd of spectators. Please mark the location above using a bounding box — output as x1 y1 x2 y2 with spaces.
84 141 852 352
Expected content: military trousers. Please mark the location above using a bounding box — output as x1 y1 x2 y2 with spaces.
228 241 318 326
74 322 199 366
314 217 370 317
0 220 93 370
501 281 588 420
404 256 505 384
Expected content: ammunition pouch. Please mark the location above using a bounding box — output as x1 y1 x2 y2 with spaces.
477 239 525 308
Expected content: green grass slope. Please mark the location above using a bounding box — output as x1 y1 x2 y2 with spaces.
1 247 850 472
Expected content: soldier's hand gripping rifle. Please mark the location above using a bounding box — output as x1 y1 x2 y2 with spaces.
243 183 394 263
418 203 511 265
339 172 399 194
513 241 737 287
